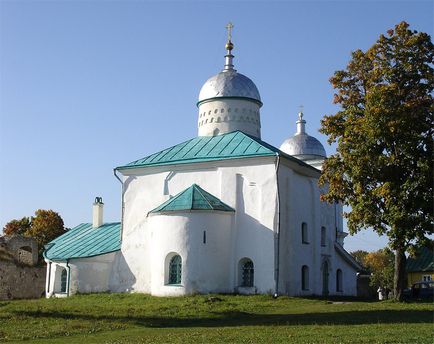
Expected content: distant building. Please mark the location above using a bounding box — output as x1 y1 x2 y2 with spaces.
44 26 362 298
406 245 434 287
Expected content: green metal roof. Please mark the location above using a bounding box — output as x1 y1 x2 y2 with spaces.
149 184 235 214
116 131 281 170
44 222 121 261
406 246 434 272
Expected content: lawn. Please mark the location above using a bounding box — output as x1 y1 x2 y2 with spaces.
0 293 432 343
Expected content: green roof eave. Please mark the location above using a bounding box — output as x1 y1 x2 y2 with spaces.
115 153 276 171
44 248 121 262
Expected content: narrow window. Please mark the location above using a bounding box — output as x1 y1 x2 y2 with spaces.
168 255 182 285
336 269 343 292
60 268 67 293
203 230 206 244
302 265 309 290
241 259 254 287
302 223 309 244
321 227 326 247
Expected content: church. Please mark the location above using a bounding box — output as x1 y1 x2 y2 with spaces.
44 26 361 298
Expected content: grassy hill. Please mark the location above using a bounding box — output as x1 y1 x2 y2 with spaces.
0 293 432 343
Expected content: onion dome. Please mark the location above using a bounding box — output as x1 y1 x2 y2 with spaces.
197 23 263 139
197 24 261 106
198 71 262 105
280 111 326 169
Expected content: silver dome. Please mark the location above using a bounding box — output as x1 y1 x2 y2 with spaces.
280 112 327 160
280 133 326 158
198 70 262 104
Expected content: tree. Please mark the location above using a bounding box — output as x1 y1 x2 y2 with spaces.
27 210 65 257
364 248 395 292
3 209 65 259
350 250 369 267
319 21 433 300
3 217 31 236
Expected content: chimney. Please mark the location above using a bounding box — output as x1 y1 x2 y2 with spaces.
93 197 104 228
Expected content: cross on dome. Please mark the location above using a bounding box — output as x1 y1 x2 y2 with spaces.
298 105 304 120
224 22 235 70
226 22 234 42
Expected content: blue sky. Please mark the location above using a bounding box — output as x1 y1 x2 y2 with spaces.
0 0 432 252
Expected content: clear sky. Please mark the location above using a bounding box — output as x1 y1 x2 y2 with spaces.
0 0 432 252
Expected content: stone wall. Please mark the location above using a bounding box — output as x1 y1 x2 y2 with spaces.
0 235 46 300
0 261 46 300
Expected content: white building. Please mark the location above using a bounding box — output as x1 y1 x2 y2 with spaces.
44 31 361 298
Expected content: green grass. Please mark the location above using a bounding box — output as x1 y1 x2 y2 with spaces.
0 293 432 343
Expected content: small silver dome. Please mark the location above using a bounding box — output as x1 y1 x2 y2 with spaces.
280 134 326 158
280 112 326 160
198 70 261 104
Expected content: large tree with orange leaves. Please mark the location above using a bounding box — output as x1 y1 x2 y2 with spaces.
320 22 433 300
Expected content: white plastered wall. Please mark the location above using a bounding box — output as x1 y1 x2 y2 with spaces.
45 252 117 297
277 160 358 296
116 157 278 296
148 212 233 296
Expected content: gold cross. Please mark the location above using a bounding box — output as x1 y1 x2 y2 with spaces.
299 105 304 113
226 22 234 41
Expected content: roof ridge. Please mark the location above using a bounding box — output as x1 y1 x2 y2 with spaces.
116 130 319 172
193 184 214 209
149 184 235 214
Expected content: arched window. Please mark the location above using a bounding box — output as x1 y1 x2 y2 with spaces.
321 227 326 247
302 223 309 244
301 265 309 290
336 269 343 292
60 268 67 293
240 259 254 287
168 255 182 285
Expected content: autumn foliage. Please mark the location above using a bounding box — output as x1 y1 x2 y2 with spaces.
320 22 433 300
3 209 65 259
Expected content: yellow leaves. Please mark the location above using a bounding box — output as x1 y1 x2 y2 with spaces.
364 250 391 272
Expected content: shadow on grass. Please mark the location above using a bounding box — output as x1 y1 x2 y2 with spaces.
9 309 433 328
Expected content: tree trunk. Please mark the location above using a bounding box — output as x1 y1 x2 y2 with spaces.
394 247 406 301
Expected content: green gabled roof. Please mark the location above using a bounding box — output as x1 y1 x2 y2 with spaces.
149 184 235 214
116 131 280 170
44 222 121 261
406 246 434 272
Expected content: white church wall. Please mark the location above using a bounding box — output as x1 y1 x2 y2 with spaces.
280 166 320 296
318 188 357 296
118 157 278 296
147 212 233 296
231 170 277 294
327 251 358 296
45 252 117 297
68 252 116 294
276 161 358 296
